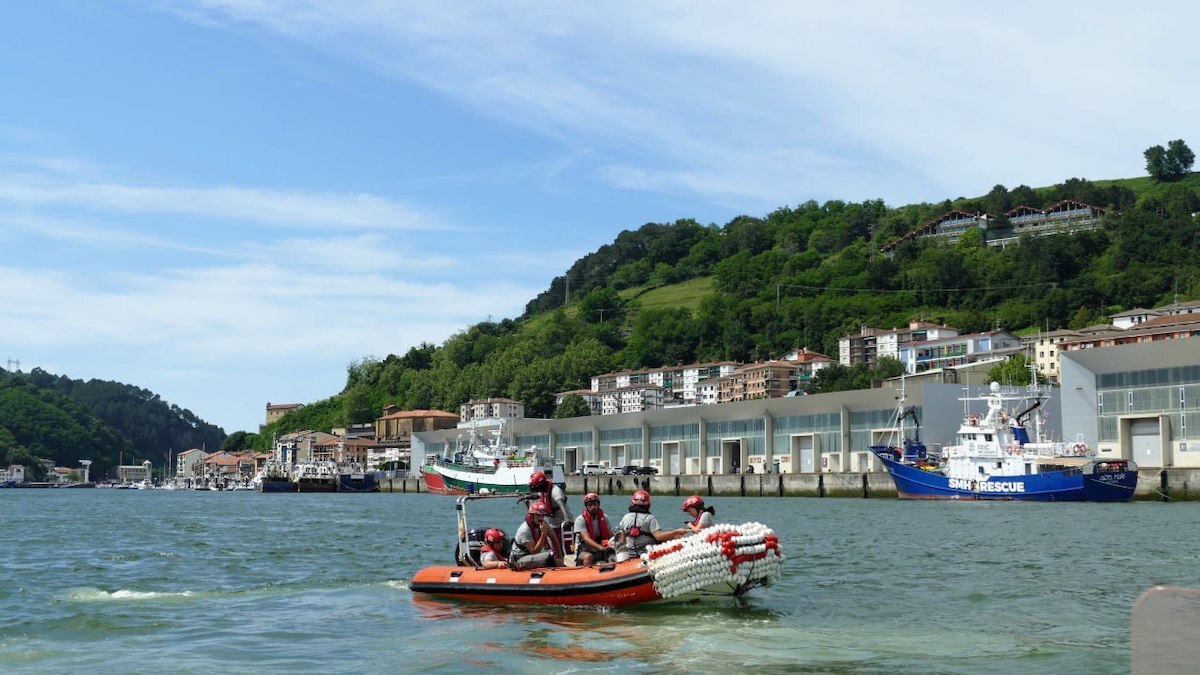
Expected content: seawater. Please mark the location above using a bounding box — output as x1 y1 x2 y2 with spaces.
1 490 1196 674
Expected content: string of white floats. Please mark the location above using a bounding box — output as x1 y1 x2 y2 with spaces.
644 522 784 599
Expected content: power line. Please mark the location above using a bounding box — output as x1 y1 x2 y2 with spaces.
776 281 1051 296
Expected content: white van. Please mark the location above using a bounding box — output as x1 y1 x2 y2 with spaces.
576 463 607 476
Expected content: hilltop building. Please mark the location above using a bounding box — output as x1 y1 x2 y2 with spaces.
879 200 1108 256
264 402 303 426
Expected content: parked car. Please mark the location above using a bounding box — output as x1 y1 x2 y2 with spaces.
576 463 608 476
619 465 658 475
634 466 658 475
618 465 639 475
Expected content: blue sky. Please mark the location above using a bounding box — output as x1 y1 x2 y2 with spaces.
1 1 1196 434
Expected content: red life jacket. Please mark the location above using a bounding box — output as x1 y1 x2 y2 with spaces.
537 489 554 517
582 508 611 543
480 542 507 561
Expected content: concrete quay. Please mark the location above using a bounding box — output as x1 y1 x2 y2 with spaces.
380 469 1200 501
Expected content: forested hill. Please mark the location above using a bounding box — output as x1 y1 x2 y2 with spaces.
0 368 225 481
256 173 1200 445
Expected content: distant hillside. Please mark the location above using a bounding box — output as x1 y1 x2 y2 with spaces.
257 172 1200 444
0 368 226 480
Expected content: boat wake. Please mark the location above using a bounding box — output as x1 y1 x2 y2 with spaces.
64 587 198 602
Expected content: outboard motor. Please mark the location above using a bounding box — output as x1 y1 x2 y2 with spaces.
456 527 490 566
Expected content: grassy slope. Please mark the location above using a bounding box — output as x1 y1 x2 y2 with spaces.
619 277 714 313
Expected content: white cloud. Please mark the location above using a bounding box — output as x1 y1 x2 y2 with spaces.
160 1 1200 205
0 176 448 230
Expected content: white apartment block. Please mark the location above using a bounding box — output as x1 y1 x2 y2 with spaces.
459 397 525 423
896 330 1022 374
590 362 739 408
839 321 958 367
599 385 666 415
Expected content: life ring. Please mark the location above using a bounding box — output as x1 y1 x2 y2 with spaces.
1072 442 1088 456
1005 447 1014 456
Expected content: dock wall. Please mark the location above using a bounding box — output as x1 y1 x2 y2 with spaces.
381 469 1200 501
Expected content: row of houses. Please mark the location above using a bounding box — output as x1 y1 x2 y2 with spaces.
879 199 1108 255
845 299 1200 386
552 348 835 417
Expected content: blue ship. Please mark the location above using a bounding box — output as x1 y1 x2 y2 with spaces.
872 381 1137 502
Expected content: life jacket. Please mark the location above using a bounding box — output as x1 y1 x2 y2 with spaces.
480 542 508 561
536 487 554 518
624 505 653 549
691 506 715 527
581 508 611 544
513 514 541 556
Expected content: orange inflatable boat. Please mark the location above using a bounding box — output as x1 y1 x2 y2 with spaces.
410 558 660 607
409 494 785 608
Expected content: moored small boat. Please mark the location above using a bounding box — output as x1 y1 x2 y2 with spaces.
292 462 337 492
420 421 565 495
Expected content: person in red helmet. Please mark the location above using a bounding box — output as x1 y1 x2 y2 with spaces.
510 501 556 570
528 470 572 565
682 495 716 532
572 492 618 566
479 528 510 569
616 489 685 560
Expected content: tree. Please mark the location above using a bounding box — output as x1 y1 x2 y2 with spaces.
986 353 1040 386
221 431 251 452
1166 139 1195 179
1145 144 1169 181
1145 139 1194 181
553 394 592 419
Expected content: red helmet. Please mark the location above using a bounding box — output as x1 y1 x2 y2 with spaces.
583 492 600 505
484 528 506 545
631 489 651 506
682 495 704 512
528 501 550 515
528 470 549 491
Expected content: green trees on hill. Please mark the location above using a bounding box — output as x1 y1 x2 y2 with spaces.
0 372 134 479
0 368 225 480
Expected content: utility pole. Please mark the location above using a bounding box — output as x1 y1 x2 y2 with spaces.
5 358 18 372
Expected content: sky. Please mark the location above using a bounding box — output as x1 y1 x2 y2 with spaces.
1 1 1196 434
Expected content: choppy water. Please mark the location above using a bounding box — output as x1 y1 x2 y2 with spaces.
1 489 1195 674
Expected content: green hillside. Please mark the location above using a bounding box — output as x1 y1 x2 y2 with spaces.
249 168 1200 446
0 368 226 481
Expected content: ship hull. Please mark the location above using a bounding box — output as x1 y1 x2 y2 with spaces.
258 479 296 493
878 453 1137 502
410 559 660 607
420 464 545 496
